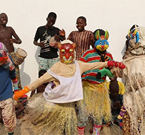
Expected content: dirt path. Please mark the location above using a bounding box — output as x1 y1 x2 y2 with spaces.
0 120 123 135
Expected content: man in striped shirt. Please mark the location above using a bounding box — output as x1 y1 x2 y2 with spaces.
77 29 113 135
67 16 94 60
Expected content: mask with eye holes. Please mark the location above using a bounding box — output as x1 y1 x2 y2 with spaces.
94 29 109 52
58 40 76 64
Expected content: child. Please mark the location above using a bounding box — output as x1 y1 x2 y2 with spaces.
107 76 125 95
30 69 47 97
0 13 22 89
89 76 124 133
67 16 94 60
33 12 65 71
0 42 17 135
109 79 123 125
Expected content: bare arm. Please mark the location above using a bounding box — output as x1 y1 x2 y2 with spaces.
13 72 55 101
33 40 45 47
78 61 108 74
11 27 22 44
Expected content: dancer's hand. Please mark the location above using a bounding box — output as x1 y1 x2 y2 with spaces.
107 61 115 67
13 86 30 101
107 61 125 69
114 62 125 69
59 29 65 37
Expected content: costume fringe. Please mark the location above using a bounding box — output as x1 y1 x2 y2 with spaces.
20 93 77 135
123 55 145 135
79 81 112 124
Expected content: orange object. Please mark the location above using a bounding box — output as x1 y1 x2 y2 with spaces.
0 56 8 63
13 86 30 101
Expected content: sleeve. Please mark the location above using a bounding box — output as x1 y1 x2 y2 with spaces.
57 28 60 35
79 51 88 62
27 72 54 91
78 61 108 74
118 81 125 95
106 82 110 90
34 27 40 41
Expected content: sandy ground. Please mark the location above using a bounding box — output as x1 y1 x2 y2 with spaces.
0 119 122 135
84 121 123 135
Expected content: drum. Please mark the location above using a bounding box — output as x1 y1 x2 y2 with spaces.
13 48 27 65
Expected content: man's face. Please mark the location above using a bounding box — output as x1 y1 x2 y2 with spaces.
76 18 86 32
46 17 56 28
58 43 76 64
0 13 8 26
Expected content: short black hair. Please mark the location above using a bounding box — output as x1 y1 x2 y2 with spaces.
77 16 86 23
39 69 47 77
47 12 57 19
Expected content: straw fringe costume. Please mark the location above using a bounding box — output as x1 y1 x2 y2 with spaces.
19 61 110 135
14 40 117 135
21 93 77 135
113 26 145 135
78 81 112 126
78 29 114 135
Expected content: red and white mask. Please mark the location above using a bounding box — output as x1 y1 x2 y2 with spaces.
58 40 76 64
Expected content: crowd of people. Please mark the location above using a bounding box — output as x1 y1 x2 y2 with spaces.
0 11 144 135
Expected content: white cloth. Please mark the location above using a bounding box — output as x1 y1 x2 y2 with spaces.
43 61 83 103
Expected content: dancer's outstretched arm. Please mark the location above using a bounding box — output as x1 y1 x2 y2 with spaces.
13 72 54 101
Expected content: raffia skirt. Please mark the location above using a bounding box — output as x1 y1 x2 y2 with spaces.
79 81 112 124
20 93 77 135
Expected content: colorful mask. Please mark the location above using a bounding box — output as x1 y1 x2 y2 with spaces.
94 30 109 51
126 28 140 44
58 40 76 64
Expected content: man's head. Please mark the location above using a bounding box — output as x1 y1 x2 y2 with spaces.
76 16 87 32
58 40 76 64
46 12 57 28
0 13 8 26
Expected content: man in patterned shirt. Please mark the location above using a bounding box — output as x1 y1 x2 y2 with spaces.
67 16 94 60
